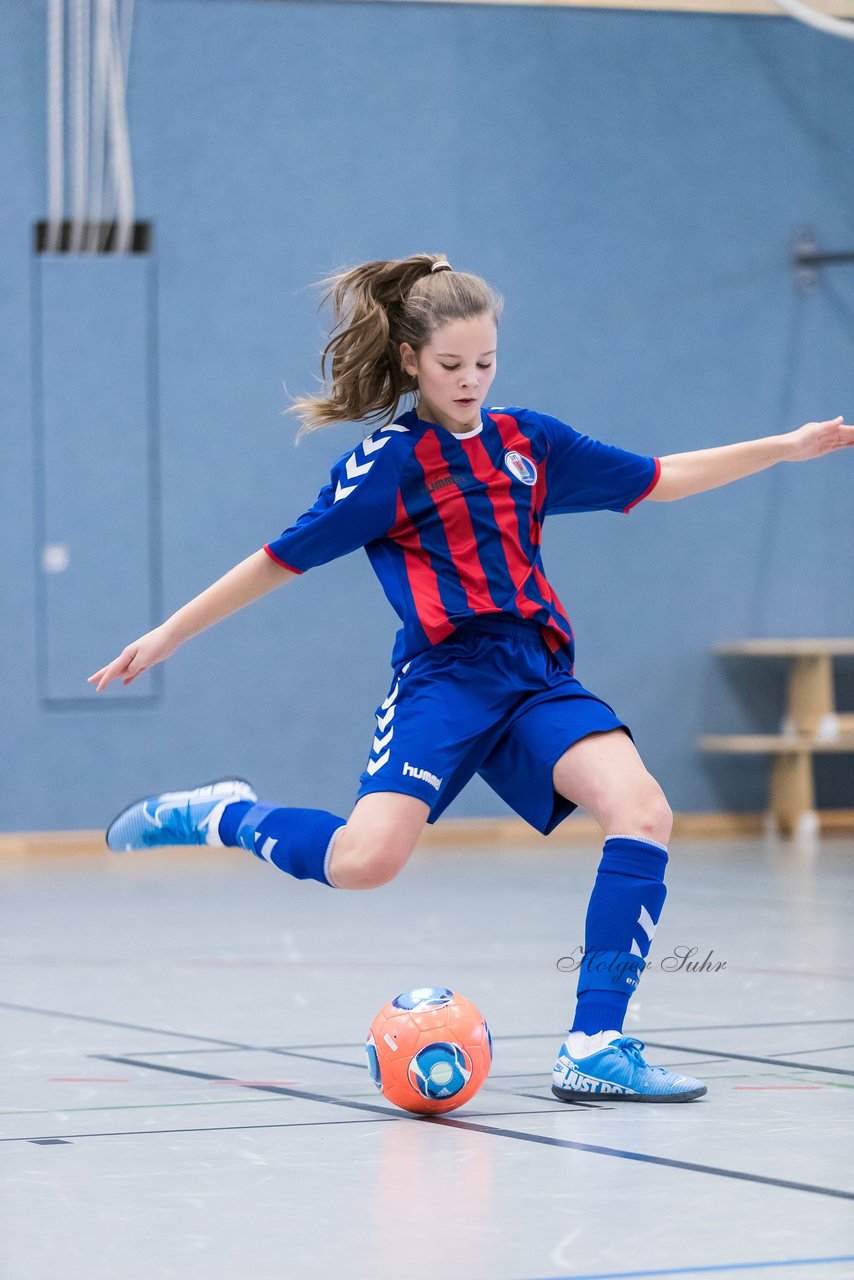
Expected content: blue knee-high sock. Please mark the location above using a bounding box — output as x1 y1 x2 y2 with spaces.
570 835 668 1035
218 801 344 887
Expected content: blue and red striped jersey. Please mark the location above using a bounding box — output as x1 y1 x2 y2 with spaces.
264 406 660 670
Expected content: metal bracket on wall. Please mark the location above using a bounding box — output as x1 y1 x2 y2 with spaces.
793 228 854 292
34 220 150 255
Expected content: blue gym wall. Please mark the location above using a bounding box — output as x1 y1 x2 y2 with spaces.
2 0 853 832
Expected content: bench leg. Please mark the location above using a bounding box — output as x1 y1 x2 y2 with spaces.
785 655 835 737
769 751 816 838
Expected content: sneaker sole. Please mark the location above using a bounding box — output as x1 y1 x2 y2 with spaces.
105 777 256 852
551 1082 707 1104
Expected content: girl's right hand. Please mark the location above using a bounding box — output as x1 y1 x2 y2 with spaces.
88 623 181 692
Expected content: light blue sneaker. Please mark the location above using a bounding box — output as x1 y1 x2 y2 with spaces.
552 1035 707 1103
106 778 257 852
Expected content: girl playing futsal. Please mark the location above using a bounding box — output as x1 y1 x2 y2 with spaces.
91 254 853 1103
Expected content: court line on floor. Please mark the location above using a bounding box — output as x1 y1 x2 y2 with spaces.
87 1057 583 1122
0 1095 308 1118
14 1053 853 1202
641 1041 854 1078
0 1093 589 1119
527 1254 854 1278
134 1044 397 1057
2 1108 579 1145
421 1118 854 1202
5 998 852 1091
224 1047 359 1068
767 1041 854 1058
6 1098 852 1204
3 1001 853 1060
0 1073 793 1118
499 1018 854 1041
9 1104 851 1203
125 1045 361 1070
81 1046 854 1080
511 1090 614 1110
4 1115 400 1141
91 1055 397 1112
5 1001 851 1090
0 1000 252 1048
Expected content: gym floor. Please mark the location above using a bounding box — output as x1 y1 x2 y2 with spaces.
3 836 853 1280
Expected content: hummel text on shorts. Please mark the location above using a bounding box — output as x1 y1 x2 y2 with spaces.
402 762 442 791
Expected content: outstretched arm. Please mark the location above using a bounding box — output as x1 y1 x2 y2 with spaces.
89 549 294 691
649 416 854 502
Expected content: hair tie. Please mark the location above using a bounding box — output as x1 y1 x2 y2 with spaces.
431 260 452 273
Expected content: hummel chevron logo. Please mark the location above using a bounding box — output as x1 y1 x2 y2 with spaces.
366 750 390 775
362 435 390 456
630 905 657 957
334 448 373 503
346 452 374 480
333 425 407 503
366 660 413 775
637 905 656 943
258 836 278 864
375 706 394 732
381 682 399 711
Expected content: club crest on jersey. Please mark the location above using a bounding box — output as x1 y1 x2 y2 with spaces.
503 450 537 486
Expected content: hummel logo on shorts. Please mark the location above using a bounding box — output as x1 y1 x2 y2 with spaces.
402 761 442 791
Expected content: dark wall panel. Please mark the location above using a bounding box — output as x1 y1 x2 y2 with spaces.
34 256 159 704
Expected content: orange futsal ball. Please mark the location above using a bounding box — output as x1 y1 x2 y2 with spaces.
365 987 492 1115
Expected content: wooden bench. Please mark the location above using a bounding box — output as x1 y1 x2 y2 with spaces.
697 639 854 837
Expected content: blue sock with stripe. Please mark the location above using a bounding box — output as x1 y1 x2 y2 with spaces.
218 801 344 887
570 835 668 1035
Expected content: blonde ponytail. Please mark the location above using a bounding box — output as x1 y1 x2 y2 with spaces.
288 253 503 437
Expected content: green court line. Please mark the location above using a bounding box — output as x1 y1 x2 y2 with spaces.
5 1069 849 1120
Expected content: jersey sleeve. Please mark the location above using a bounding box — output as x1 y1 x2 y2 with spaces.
526 409 660 516
264 432 405 573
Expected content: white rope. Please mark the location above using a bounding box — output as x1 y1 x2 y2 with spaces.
69 0 90 252
119 0 135 86
85 0 111 251
46 0 137 254
770 0 854 40
46 0 64 252
116 0 136 249
106 0 135 252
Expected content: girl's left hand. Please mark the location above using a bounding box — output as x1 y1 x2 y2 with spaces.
785 416 854 462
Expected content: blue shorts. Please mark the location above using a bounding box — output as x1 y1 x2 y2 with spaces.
356 614 631 835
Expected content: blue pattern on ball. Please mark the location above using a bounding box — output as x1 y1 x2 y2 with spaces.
407 1041 472 1100
392 987 454 1013
365 1032 383 1091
